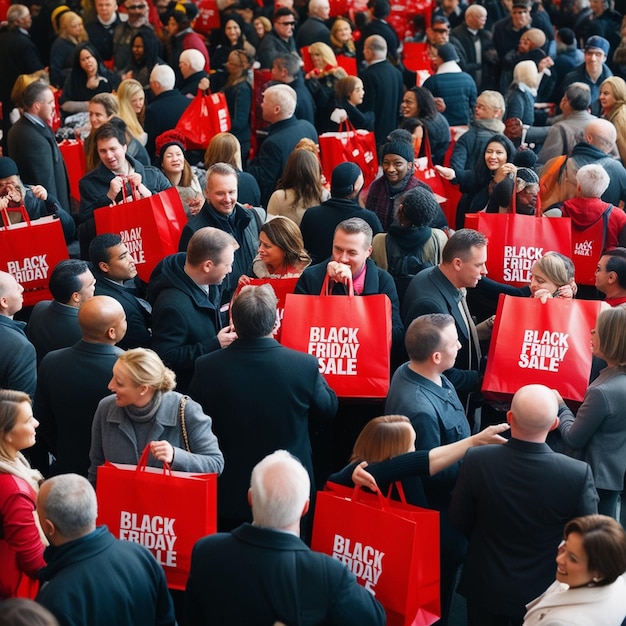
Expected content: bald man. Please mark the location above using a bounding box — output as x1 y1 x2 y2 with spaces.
449 384 598 626
0 270 36 399
34 295 126 476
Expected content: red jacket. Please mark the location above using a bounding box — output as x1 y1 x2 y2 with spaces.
561 197 626 249
0 473 45 599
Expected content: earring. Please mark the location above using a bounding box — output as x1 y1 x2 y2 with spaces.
592 577 600 583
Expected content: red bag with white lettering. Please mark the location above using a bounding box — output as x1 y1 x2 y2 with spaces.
96 444 217 589
465 209 572 286
319 120 378 188
564 204 613 286
482 295 602 402
0 207 69 306
94 186 187 282
281 275 392 398
312 483 440 626
232 277 299 342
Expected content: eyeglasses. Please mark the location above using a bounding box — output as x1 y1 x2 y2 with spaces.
277 21 296 26
127 4 147 8
432 28 449 33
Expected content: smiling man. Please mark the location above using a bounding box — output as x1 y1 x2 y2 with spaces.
78 122 171 258
296 217 404 350
179 162 261 306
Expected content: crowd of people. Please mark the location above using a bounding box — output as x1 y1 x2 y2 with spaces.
3 0 626 623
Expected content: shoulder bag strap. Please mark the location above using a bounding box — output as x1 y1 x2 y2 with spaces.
179 396 190 452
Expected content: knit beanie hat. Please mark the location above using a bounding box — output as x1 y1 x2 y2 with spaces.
380 134 415 164
331 162 362 196
0 157 19 180
155 130 187 160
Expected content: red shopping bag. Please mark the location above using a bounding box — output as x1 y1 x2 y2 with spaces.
414 137 458 227
232 277 299 342
281 275 392 398
0 208 69 306
319 120 379 188
566 204 612 286
58 138 86 202
312 483 440 626
96 445 217 590
482 295 602 402
175 89 231 151
194 0 220 36
94 186 187 282
464 209 572 287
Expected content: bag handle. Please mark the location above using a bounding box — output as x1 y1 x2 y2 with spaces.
136 444 171 476
338 118 357 135
321 272 354 296
0 206 31 229
117 175 141 204
351 485 388 510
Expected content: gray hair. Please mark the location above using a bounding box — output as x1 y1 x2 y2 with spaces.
335 217 373 246
41 474 97 540
577 163 610 198
564 82 591 111
150 64 175 90
231 284 278 339
263 84 297 119
250 450 310 529
206 162 238 188
180 48 206 72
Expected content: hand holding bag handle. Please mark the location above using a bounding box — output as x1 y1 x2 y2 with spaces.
321 271 354 296
136 443 172 476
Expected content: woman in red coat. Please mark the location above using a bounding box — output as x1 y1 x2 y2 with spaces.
0 390 46 599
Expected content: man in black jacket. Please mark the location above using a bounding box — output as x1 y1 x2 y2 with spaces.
78 122 171 258
35 295 126 476
150 227 239 392
89 233 151 350
188 286 337 530
184 450 384 626
300 162 383 264
178 162 261 305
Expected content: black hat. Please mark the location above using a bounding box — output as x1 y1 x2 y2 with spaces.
558 28 575 47
331 162 362 196
0 157 19 180
381 134 415 164
437 43 459 63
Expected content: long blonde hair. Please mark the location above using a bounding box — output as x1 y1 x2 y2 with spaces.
117 79 146 139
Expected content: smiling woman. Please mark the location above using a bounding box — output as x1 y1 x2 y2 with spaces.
59 42 119 114
0 390 46 600
524 515 626 625
88 348 224 486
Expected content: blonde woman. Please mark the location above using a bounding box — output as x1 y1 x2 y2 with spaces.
505 60 540 126
49 10 88 88
88 348 224 485
330 17 356 58
117 79 147 145
305 42 348 129
599 76 626 163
